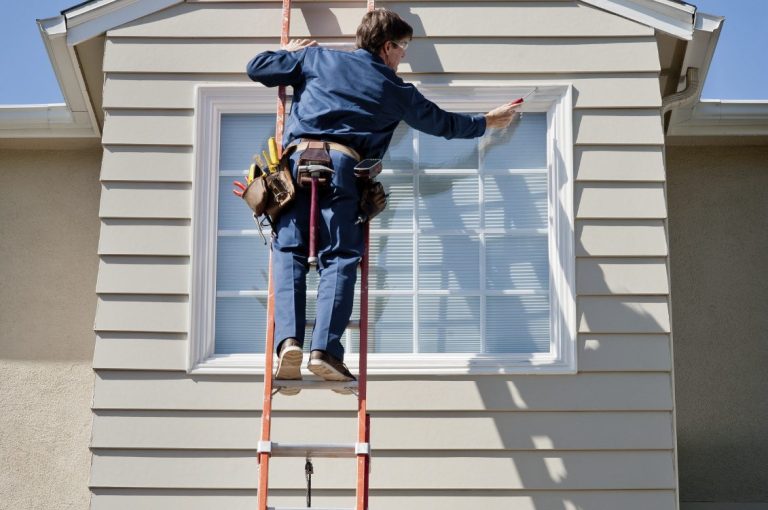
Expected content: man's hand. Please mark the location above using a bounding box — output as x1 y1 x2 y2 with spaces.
485 101 523 129
282 38 318 52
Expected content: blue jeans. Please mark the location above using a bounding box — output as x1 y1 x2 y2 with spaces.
271 150 364 361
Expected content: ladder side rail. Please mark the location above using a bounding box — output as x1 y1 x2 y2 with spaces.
357 8 374 510
258 1 292 510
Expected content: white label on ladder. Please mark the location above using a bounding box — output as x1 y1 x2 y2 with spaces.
257 440 272 454
355 442 370 455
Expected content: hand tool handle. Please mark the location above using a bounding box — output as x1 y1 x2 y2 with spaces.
308 175 319 266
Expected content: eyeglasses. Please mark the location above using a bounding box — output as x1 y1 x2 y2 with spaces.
391 39 409 50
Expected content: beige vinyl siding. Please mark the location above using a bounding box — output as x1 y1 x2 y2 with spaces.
103 73 663 110
92 333 672 372
90 451 675 489
576 183 667 219
96 257 190 294
91 0 676 507
99 183 192 219
103 37 661 74
92 410 673 449
95 295 188 333
93 333 188 371
92 372 673 411
577 220 668 256
100 146 193 182
575 146 666 181
102 110 193 146
108 2 653 38
90 490 677 510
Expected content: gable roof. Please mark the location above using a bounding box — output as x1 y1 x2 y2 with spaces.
5 0 761 138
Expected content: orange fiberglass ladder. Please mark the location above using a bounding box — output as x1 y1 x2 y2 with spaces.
257 1 377 509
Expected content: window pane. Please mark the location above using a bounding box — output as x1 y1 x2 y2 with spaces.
216 236 270 291
418 175 479 229
486 235 549 291
219 114 275 171
349 296 413 354
215 296 267 354
371 175 414 230
419 296 481 353
483 113 547 170
486 295 550 353
370 234 413 290
213 105 552 359
484 173 548 229
420 132 478 169
419 235 480 290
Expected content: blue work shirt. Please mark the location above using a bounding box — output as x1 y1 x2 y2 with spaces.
246 47 486 159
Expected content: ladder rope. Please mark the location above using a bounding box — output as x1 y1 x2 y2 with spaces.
305 458 314 507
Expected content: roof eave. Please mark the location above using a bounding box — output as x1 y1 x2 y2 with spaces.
64 0 183 46
581 0 696 40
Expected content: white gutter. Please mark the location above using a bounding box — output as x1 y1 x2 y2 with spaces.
0 104 95 138
669 100 768 136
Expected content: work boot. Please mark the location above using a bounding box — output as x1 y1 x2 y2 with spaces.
308 350 356 395
275 338 303 396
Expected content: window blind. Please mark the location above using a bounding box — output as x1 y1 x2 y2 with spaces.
214 113 550 356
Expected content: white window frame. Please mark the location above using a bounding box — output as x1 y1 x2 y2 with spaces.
188 84 575 375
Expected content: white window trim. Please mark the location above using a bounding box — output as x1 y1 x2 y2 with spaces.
189 84 575 375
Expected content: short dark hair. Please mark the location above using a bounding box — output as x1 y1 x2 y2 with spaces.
356 9 413 54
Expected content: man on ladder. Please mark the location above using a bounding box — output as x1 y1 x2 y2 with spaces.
245 8 521 391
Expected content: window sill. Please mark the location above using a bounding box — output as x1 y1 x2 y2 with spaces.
189 352 577 375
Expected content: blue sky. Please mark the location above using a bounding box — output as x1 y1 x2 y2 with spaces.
0 0 766 104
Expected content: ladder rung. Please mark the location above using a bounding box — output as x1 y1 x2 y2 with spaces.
273 379 358 391
271 442 358 458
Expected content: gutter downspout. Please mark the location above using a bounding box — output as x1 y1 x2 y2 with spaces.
662 67 700 115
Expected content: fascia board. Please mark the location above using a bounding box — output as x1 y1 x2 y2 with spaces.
65 0 183 46
37 16 87 113
581 0 695 40
30 16 99 138
0 105 95 138
668 100 768 136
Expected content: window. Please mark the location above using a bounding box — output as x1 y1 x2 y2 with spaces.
190 85 575 374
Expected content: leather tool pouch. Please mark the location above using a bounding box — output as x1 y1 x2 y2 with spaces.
242 176 269 217
357 180 387 224
264 157 295 220
241 154 296 237
297 141 333 186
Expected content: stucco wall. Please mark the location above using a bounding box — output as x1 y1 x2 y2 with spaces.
667 144 768 504
0 144 102 510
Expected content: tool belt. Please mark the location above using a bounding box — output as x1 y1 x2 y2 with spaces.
283 139 387 225
285 139 361 162
242 138 386 230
